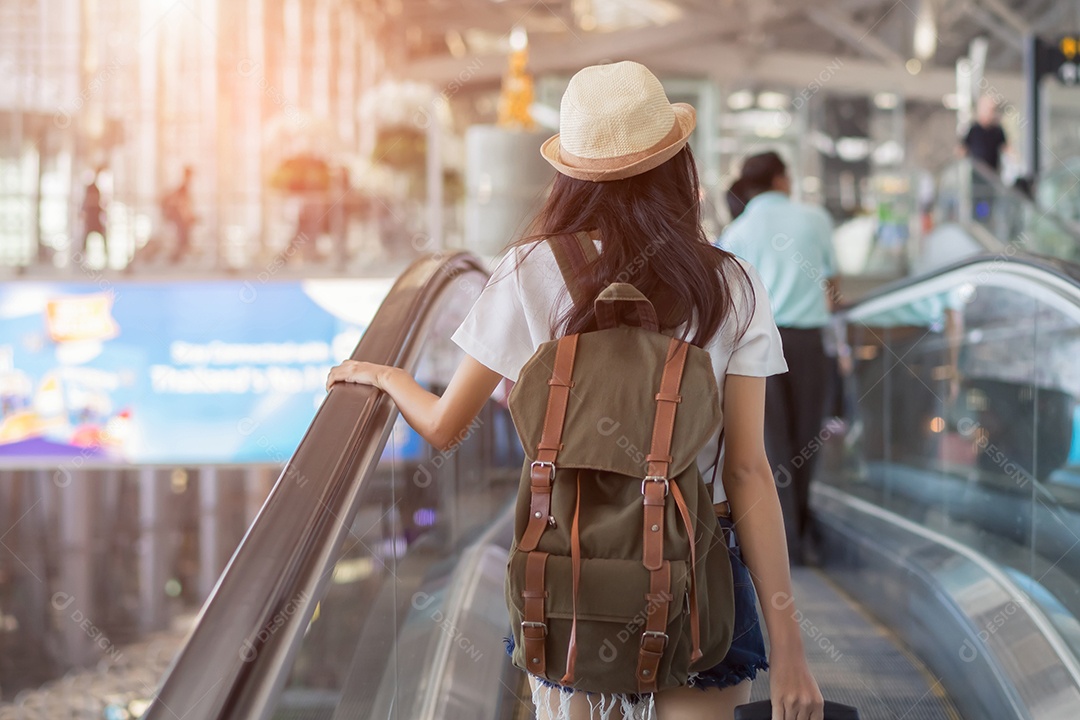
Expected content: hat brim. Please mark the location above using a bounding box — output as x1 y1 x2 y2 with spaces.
540 103 696 182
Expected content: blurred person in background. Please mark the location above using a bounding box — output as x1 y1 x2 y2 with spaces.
162 166 197 264
719 151 839 566
79 167 108 261
725 177 749 222
960 95 1009 175
959 95 1009 226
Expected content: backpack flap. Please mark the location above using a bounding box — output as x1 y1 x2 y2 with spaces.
509 328 721 478
594 283 659 331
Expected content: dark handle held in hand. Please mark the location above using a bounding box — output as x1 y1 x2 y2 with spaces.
734 700 860 720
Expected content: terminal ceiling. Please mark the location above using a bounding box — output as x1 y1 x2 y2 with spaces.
390 0 1077 101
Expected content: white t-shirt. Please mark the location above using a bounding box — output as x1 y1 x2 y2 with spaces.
451 239 789 502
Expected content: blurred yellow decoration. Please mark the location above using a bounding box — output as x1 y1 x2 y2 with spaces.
1061 37 1078 60
498 34 536 131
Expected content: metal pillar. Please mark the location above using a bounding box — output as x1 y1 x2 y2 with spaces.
1024 34 1042 178
426 106 444 251
138 467 166 631
198 466 221 600
57 469 95 665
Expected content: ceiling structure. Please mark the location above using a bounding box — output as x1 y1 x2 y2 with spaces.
387 0 1080 103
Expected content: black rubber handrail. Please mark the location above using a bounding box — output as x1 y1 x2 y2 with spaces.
144 252 489 720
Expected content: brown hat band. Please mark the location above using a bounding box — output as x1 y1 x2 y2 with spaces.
558 117 683 171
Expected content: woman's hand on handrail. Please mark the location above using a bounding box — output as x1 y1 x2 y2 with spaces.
327 355 502 452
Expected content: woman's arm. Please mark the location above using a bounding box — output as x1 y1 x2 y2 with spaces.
326 356 503 451
722 374 823 720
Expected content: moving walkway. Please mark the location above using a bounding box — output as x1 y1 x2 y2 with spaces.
143 244 1080 720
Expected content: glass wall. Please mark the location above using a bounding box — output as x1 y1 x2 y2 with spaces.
266 273 524 719
829 259 1080 661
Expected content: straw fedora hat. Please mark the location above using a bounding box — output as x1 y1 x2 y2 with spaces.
541 61 696 182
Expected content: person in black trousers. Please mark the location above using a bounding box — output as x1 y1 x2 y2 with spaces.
720 152 839 565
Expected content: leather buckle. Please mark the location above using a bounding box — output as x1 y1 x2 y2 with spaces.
641 476 669 497
641 630 668 650
521 620 547 637
530 461 556 481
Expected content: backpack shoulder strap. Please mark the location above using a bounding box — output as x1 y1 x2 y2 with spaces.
547 232 599 308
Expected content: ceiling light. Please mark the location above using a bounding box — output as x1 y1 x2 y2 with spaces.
873 92 899 110
835 137 872 162
872 140 904 165
727 90 754 111
810 131 835 155
905 58 922 75
913 0 937 60
509 26 528 51
757 91 789 110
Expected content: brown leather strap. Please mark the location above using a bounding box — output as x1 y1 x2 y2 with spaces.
522 551 549 675
670 481 703 662
645 339 689 479
520 335 578 552
560 470 584 685
636 560 672 693
548 232 599 308
642 479 666 571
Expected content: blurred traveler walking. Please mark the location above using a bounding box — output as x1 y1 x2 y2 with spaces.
720 151 838 566
959 95 1009 225
162 166 197 264
79 167 107 260
329 62 823 720
960 95 1009 175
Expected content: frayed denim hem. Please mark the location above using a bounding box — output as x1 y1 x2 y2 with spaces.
687 658 769 690
504 635 651 703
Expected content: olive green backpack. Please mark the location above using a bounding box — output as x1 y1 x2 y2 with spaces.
505 233 735 695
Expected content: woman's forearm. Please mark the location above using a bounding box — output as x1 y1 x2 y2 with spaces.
373 358 502 451
723 467 806 655
376 366 449 449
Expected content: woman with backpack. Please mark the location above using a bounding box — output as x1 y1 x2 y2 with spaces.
328 62 823 720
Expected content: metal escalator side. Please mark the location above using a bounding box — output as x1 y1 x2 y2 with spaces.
818 251 1080 720
144 252 507 720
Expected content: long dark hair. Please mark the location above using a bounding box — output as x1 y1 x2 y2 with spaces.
511 146 751 348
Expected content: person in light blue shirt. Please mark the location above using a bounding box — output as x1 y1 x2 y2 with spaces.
719 151 839 566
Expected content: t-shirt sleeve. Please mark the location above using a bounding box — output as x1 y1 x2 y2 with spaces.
726 263 789 377
450 249 537 380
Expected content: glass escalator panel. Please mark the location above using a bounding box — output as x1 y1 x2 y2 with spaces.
934 158 1080 263
266 274 524 720
831 258 1080 661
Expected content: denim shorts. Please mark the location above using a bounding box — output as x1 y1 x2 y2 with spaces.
504 514 769 696
687 513 770 690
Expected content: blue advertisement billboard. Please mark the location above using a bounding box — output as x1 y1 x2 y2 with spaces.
0 278 396 465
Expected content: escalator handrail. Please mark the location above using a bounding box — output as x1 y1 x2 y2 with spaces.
145 251 490 720
838 250 1080 314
